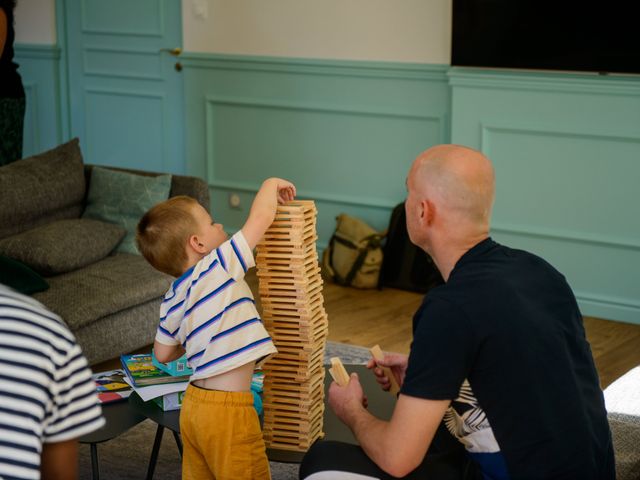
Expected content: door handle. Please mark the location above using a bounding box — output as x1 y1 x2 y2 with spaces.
160 47 182 57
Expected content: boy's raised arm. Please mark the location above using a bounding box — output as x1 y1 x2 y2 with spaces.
242 178 296 250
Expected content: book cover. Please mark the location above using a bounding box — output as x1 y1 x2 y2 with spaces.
93 369 133 404
121 353 191 387
151 350 193 377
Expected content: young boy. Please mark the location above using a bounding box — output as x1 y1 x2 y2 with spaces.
136 178 296 480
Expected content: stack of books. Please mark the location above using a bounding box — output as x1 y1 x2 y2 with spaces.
120 353 191 410
256 201 329 452
121 353 191 387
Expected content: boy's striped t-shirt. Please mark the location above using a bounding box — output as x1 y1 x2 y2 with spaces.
0 285 105 480
155 231 277 381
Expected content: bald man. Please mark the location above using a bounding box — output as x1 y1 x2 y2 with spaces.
300 145 614 479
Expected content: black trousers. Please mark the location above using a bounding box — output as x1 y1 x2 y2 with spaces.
299 423 482 480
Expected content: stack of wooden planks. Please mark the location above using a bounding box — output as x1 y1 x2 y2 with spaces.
256 200 329 452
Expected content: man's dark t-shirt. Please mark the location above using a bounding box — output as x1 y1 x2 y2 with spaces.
402 238 615 479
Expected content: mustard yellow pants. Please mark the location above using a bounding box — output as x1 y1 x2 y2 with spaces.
180 385 271 480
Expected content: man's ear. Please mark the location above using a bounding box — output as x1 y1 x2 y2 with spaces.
422 199 435 225
188 235 206 253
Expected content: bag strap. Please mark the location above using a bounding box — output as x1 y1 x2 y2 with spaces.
330 234 382 286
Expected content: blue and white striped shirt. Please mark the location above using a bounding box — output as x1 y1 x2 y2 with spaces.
0 284 105 480
155 231 277 382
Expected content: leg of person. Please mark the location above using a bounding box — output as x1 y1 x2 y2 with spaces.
210 391 271 480
0 97 25 166
299 440 481 480
180 386 215 480
185 388 270 480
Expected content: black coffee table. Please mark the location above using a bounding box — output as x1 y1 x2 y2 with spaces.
79 398 146 480
129 364 396 472
129 392 183 480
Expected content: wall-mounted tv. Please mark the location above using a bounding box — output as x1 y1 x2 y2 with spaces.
451 0 640 75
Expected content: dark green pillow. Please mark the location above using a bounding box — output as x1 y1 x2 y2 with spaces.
0 254 49 294
82 167 172 254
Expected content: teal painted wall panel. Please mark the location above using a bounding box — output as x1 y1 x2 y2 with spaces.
13 45 62 157
450 68 640 324
204 97 438 204
183 54 450 247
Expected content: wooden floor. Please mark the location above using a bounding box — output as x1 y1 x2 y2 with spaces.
96 271 640 390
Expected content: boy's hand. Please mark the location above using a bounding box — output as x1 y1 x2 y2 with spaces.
242 177 297 250
272 178 296 204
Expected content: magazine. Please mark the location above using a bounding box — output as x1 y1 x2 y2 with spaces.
121 353 191 387
93 369 133 404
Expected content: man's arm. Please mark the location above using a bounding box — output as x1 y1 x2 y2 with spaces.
40 439 78 480
329 373 450 478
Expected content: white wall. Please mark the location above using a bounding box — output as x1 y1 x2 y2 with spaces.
13 0 56 44
12 0 451 63
183 0 451 63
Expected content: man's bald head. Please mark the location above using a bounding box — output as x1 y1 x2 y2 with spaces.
409 144 495 227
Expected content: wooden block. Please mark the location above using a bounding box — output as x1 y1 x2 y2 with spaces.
370 344 400 396
264 375 325 397
256 199 331 449
256 264 320 275
329 357 350 386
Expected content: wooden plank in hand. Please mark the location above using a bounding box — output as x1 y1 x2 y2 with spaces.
370 344 400 396
329 357 350 386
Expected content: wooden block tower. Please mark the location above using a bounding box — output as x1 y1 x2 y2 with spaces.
256 200 328 452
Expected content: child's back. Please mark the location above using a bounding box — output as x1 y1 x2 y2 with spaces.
158 230 276 390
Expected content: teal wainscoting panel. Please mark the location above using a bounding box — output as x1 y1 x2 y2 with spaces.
13 44 62 157
183 54 450 253
81 0 163 36
449 68 640 324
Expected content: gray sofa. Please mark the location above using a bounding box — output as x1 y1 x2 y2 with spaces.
0 139 209 365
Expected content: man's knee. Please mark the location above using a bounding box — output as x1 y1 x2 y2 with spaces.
299 441 338 478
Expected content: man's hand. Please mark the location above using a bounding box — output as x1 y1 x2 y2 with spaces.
328 370 451 478
328 372 368 426
367 353 408 392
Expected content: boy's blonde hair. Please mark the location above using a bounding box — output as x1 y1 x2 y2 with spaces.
136 196 200 277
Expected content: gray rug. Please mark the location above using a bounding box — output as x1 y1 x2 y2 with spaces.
79 341 371 479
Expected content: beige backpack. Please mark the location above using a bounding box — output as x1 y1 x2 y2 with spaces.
322 213 384 289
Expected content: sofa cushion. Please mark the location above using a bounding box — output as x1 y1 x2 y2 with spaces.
0 219 126 276
82 167 172 254
0 254 49 294
32 253 172 331
0 138 86 239
605 366 640 480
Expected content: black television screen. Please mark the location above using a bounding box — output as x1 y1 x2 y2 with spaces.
451 0 640 75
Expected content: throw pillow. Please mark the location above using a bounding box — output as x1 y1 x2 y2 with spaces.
0 219 126 276
0 138 86 239
0 254 49 294
82 167 172 254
